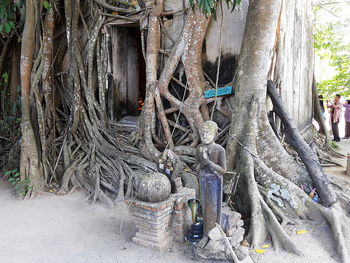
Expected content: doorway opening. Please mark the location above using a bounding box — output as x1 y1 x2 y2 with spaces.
111 25 146 119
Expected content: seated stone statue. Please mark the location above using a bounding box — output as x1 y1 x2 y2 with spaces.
195 121 226 235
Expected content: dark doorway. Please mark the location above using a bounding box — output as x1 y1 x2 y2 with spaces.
111 25 146 119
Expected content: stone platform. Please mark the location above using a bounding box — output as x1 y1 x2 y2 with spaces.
127 187 195 251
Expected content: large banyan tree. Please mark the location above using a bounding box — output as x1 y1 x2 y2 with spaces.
0 0 350 261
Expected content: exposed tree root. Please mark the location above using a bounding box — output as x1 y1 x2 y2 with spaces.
2 1 349 262
255 159 350 263
240 153 302 255
224 1 350 261
235 99 301 255
7 0 160 203
267 80 337 207
232 99 350 262
140 1 212 159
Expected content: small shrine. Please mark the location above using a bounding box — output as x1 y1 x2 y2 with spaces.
127 121 248 261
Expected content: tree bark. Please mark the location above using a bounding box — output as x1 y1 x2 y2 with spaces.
227 0 284 170
312 75 329 139
140 2 211 158
267 80 337 207
20 0 44 196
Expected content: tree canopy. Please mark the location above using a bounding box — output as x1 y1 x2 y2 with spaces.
314 1 350 98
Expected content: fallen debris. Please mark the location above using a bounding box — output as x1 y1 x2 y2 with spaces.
195 206 249 262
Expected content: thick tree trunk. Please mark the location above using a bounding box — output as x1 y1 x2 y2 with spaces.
227 0 285 171
224 1 348 260
20 0 44 196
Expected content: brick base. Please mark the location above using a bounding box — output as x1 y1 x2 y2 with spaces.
128 187 195 251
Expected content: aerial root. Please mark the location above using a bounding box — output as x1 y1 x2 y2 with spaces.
259 186 297 228
253 157 350 263
316 204 350 263
239 147 302 255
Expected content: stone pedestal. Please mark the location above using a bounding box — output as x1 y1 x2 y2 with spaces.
171 188 195 243
128 187 195 251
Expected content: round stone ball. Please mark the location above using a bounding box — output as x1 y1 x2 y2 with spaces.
137 172 171 202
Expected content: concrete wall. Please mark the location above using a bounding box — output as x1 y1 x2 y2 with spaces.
162 0 314 131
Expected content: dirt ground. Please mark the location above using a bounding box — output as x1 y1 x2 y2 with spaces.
0 139 349 263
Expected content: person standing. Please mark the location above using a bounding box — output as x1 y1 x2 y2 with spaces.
318 95 325 119
343 99 350 139
328 94 342 142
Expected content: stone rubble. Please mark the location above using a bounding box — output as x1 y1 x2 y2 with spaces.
195 205 248 261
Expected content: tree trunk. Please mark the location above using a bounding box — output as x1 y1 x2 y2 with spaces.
140 2 211 159
20 0 44 196
3 0 350 260
224 1 349 260
226 0 299 179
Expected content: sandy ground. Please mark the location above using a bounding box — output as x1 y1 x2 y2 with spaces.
324 139 350 179
0 140 349 263
0 182 197 263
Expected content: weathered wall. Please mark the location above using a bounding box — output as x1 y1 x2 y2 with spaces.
163 1 249 86
203 2 248 86
273 0 314 131
162 0 314 131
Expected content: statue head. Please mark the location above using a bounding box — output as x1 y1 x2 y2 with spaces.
200 121 218 145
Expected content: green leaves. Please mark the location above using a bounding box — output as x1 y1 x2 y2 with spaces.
5 169 31 199
2 72 9 84
43 0 50 10
314 20 350 98
4 169 18 176
0 0 22 35
4 21 15 33
189 0 242 17
199 0 216 16
0 21 15 34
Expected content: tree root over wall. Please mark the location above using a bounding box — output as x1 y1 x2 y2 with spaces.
234 98 350 262
15 0 158 206
139 0 213 159
8 0 350 261
225 1 350 262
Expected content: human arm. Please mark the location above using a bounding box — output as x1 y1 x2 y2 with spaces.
334 103 342 109
194 146 202 171
202 148 226 174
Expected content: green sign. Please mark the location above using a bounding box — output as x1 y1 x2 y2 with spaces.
203 86 234 99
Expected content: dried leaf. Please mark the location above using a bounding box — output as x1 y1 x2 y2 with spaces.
254 249 265 254
296 230 308 235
